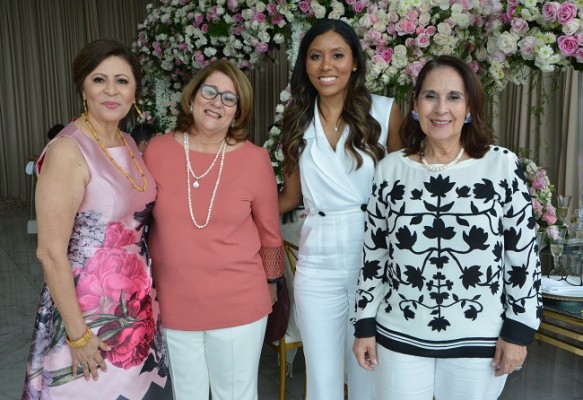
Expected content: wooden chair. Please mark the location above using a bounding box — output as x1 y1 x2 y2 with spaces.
267 240 306 400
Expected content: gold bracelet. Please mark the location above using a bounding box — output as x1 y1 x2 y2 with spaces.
66 327 93 348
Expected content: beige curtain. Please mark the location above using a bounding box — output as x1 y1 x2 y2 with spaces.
0 0 154 205
492 69 581 208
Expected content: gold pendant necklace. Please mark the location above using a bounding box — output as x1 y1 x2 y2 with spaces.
82 113 147 192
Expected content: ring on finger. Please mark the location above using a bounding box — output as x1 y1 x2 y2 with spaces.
78 361 88 369
514 365 523 371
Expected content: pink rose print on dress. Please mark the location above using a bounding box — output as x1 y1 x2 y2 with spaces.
76 248 150 314
104 222 136 248
99 295 155 369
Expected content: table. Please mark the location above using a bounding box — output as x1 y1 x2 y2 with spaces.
536 295 583 356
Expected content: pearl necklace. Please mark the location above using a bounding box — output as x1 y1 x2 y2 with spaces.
81 113 147 192
183 133 226 188
183 132 226 229
420 140 465 172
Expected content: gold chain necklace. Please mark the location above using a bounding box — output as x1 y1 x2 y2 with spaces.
81 113 147 192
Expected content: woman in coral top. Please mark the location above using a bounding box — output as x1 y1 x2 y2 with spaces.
143 59 283 400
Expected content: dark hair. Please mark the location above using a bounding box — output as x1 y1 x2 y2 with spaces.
400 55 492 158
47 124 65 140
281 19 384 175
72 39 142 100
175 59 253 142
131 123 157 145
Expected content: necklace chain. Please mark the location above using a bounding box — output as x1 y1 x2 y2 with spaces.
420 140 465 172
183 133 226 188
81 113 147 192
183 132 226 229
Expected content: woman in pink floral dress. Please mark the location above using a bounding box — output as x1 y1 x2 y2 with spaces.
22 39 171 399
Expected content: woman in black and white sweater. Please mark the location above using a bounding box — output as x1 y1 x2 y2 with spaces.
353 55 542 400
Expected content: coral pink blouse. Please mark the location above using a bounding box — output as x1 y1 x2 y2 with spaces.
144 133 283 331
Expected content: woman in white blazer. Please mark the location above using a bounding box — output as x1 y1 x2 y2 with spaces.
278 19 403 400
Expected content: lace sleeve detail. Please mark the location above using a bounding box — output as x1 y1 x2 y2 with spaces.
259 245 283 280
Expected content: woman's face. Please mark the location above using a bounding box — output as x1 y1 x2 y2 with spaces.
305 30 356 99
414 66 469 145
191 71 238 136
82 56 136 124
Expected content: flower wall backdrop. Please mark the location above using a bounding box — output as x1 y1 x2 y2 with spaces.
134 0 583 179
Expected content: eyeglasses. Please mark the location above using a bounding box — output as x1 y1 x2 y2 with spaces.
199 84 239 107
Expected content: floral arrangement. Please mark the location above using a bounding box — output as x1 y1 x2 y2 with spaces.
490 0 583 83
518 155 557 231
133 0 290 131
134 0 583 155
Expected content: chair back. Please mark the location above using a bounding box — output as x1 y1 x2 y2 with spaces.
283 241 299 275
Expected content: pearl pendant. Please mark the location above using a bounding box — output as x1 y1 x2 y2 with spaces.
193 181 200 189
334 126 339 132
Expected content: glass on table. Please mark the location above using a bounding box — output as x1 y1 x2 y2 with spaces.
556 195 571 225
548 227 566 278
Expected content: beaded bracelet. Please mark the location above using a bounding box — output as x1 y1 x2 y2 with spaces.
66 327 93 348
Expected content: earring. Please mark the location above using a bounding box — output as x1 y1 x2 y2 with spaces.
133 101 144 120
464 113 471 124
352 67 357 72
189 104 193 113
83 98 88 115
412 111 419 121
230 119 235 128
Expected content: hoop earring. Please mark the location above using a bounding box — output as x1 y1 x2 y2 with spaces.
464 113 471 124
133 102 144 120
83 98 88 114
411 111 419 121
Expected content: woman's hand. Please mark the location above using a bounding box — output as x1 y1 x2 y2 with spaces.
491 338 527 376
353 337 378 371
71 334 111 381
268 282 278 305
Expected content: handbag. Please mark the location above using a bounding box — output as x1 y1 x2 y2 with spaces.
264 276 290 343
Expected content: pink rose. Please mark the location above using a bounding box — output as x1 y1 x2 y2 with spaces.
542 205 557 226
531 175 547 190
541 2 560 22
518 37 536 56
256 42 269 53
576 48 583 63
298 1 310 13
396 19 416 35
76 248 150 314
99 296 155 369
353 1 365 13
381 48 394 63
416 33 431 48
406 10 419 21
532 198 543 219
511 18 529 35
558 2 577 25
104 222 136 248
557 35 579 56
426 26 436 35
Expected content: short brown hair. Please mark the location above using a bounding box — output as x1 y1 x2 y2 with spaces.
175 59 253 142
400 55 492 159
72 39 142 99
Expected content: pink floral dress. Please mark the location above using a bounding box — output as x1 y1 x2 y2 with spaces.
22 124 171 400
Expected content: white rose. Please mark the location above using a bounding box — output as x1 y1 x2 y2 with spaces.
275 104 285 114
497 31 518 54
418 12 431 27
312 4 326 19
280 89 291 102
274 33 285 44
562 20 580 36
204 47 217 57
437 22 452 36
255 2 266 13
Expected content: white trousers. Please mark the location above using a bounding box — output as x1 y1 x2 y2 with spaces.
375 347 508 400
165 316 267 400
295 267 374 400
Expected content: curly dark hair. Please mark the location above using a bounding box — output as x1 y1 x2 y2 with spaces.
281 19 384 175
400 55 493 159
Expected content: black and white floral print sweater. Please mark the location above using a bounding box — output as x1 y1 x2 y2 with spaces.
354 146 542 358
